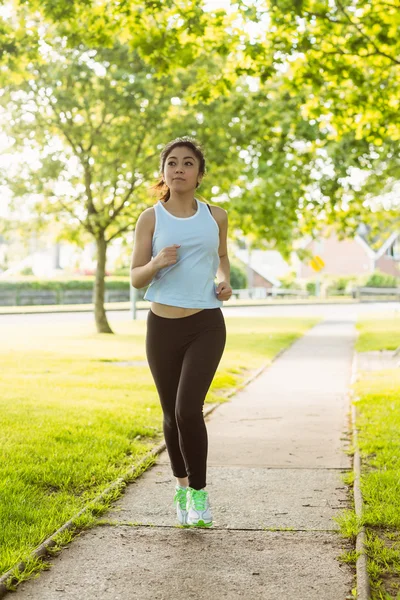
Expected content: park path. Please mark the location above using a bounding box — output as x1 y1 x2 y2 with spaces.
12 318 355 600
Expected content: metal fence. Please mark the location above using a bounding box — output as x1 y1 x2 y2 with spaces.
2 285 398 307
232 287 309 300
0 289 130 306
352 287 400 301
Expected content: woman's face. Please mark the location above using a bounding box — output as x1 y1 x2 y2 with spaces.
163 146 203 192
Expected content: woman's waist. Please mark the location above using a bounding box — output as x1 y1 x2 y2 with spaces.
150 302 204 319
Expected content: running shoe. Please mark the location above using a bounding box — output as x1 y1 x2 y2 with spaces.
174 485 189 526
187 487 213 528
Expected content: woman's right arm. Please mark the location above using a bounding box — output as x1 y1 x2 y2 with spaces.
130 209 160 289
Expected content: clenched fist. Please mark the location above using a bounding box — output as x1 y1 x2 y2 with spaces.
154 244 181 269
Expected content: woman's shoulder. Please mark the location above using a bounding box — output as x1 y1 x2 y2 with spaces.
206 203 228 225
136 205 156 235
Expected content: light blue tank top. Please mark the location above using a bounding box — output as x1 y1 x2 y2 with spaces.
143 198 223 309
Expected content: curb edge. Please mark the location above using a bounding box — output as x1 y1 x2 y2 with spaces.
350 352 371 600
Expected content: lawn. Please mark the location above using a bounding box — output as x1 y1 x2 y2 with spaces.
355 312 400 352
351 312 400 599
0 314 318 581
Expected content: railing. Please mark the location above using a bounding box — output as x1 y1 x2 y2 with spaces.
352 287 400 301
231 287 309 300
3 285 398 307
0 290 130 306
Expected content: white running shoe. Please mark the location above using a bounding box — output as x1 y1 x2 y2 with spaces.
187 487 213 528
173 485 189 526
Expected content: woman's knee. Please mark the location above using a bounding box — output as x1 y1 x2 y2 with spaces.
175 405 203 427
163 411 177 430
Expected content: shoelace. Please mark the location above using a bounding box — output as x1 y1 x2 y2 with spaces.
189 488 208 511
174 487 188 510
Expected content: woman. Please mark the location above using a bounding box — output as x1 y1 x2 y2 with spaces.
130 136 232 528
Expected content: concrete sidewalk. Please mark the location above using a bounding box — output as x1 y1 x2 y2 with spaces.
12 319 355 600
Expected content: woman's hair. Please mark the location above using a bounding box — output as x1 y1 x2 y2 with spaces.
149 136 206 202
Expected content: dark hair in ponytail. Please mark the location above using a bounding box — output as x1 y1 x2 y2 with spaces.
149 136 206 202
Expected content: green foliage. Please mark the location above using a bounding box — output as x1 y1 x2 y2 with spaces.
326 276 357 295
0 278 130 292
364 271 399 288
306 281 316 295
278 272 299 289
230 262 247 289
265 0 400 229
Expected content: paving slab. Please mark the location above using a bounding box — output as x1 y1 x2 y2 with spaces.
106 463 350 531
11 527 353 600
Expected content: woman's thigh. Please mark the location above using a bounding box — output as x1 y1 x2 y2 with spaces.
176 322 226 420
145 311 185 416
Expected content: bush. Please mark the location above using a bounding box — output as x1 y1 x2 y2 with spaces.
278 272 300 290
326 276 357 296
230 263 247 289
306 281 316 295
364 271 399 288
0 277 130 292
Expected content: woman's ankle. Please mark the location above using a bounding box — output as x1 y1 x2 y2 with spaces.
176 476 188 488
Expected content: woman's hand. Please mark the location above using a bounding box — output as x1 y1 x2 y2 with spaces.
153 244 181 269
215 281 232 301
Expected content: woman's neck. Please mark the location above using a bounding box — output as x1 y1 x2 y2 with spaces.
164 193 197 216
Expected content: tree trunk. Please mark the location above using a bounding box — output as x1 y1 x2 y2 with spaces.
94 234 113 334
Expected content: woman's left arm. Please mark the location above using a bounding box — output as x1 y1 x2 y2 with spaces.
215 208 233 301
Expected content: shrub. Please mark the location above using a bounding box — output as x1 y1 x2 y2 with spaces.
326 276 357 296
0 278 130 292
230 263 247 289
306 281 316 295
279 272 300 290
364 271 399 288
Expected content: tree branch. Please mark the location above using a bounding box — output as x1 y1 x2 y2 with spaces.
105 223 134 243
335 0 400 65
109 109 154 220
320 49 390 60
56 197 94 235
304 11 348 25
110 179 138 221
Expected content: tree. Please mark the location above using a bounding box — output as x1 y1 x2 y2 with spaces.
1 4 244 332
2 0 398 325
239 0 400 225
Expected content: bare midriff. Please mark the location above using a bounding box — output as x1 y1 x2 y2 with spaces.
150 302 204 319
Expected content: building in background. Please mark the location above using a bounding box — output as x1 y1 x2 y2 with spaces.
231 245 291 289
293 228 400 279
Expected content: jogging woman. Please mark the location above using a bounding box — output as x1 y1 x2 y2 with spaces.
130 137 232 528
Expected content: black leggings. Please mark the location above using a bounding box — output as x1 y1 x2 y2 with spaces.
146 307 226 490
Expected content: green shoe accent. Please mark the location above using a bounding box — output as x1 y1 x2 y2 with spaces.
190 520 213 528
174 486 188 510
187 487 208 510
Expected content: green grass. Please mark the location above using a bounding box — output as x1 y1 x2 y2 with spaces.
0 315 318 581
349 313 400 599
355 311 400 352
